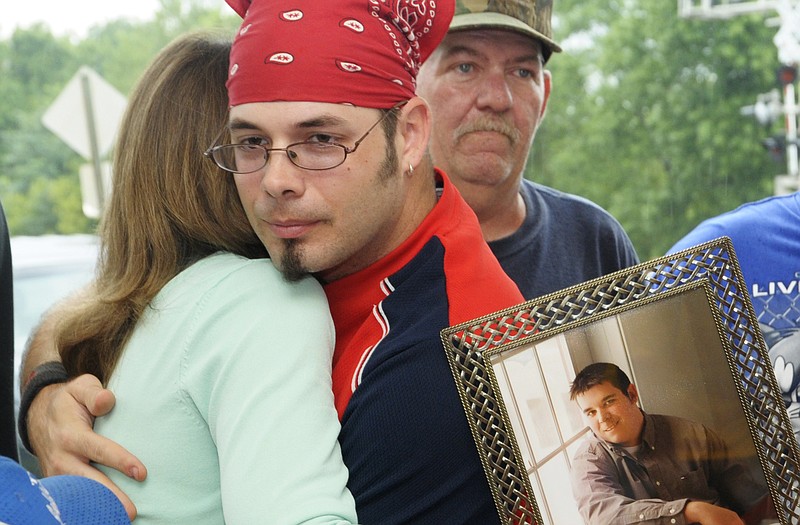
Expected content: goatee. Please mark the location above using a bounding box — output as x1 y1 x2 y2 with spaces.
279 238 309 282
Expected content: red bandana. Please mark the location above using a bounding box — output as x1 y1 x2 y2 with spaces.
226 0 454 109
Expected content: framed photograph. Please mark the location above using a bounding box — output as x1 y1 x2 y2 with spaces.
440 237 800 525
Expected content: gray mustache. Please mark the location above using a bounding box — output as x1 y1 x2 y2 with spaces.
454 118 521 144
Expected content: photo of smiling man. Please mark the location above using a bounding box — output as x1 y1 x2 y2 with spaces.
568 362 775 525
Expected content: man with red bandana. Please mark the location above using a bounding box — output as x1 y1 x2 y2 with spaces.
219 2 523 522
20 1 526 523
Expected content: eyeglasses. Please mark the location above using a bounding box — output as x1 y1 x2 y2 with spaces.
204 101 407 173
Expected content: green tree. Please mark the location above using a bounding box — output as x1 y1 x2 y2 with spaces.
76 0 238 95
532 0 781 259
0 28 86 236
0 0 239 236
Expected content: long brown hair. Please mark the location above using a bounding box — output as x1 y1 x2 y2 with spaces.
58 32 266 383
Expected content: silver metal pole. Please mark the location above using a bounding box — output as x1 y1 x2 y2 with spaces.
80 71 105 211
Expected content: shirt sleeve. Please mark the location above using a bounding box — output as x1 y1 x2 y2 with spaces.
182 260 358 524
570 442 689 525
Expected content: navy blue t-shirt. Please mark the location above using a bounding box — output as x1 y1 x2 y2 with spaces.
490 180 639 300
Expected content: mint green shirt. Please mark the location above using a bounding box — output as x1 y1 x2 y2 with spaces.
95 253 357 524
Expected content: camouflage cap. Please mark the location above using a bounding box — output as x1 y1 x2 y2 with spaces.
451 0 561 61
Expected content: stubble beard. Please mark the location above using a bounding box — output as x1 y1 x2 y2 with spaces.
276 144 399 283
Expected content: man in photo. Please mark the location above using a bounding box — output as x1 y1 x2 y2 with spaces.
569 362 773 525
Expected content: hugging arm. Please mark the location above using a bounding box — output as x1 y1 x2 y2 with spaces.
19 291 146 519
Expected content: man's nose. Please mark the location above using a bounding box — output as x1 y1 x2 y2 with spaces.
476 70 513 112
259 151 305 198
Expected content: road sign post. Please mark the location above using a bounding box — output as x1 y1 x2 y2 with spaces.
80 72 106 211
42 66 127 218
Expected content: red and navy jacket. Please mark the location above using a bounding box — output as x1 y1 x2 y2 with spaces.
325 170 524 524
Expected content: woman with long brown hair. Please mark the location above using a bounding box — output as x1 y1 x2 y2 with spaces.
52 32 357 524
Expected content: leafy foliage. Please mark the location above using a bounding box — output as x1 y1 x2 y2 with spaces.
532 0 783 259
0 0 239 236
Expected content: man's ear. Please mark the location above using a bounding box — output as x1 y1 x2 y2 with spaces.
626 383 640 405
540 70 552 119
397 96 431 171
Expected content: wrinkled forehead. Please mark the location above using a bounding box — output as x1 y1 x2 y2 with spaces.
439 28 544 58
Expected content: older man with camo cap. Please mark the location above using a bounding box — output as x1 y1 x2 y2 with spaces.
417 0 640 300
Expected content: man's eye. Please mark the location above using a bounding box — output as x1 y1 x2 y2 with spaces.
239 136 268 146
457 63 473 74
516 68 533 78
307 133 338 144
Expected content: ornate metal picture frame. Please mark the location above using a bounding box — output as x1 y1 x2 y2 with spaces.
440 237 800 524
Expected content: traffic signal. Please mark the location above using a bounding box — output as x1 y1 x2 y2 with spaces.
777 65 798 87
762 135 786 163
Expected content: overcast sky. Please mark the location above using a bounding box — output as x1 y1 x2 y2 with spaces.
2 1 161 38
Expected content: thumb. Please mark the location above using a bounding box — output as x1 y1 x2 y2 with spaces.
68 374 117 417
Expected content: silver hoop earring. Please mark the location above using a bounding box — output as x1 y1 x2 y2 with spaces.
408 163 414 175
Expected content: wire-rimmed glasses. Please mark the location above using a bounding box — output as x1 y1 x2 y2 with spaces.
204 101 407 173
